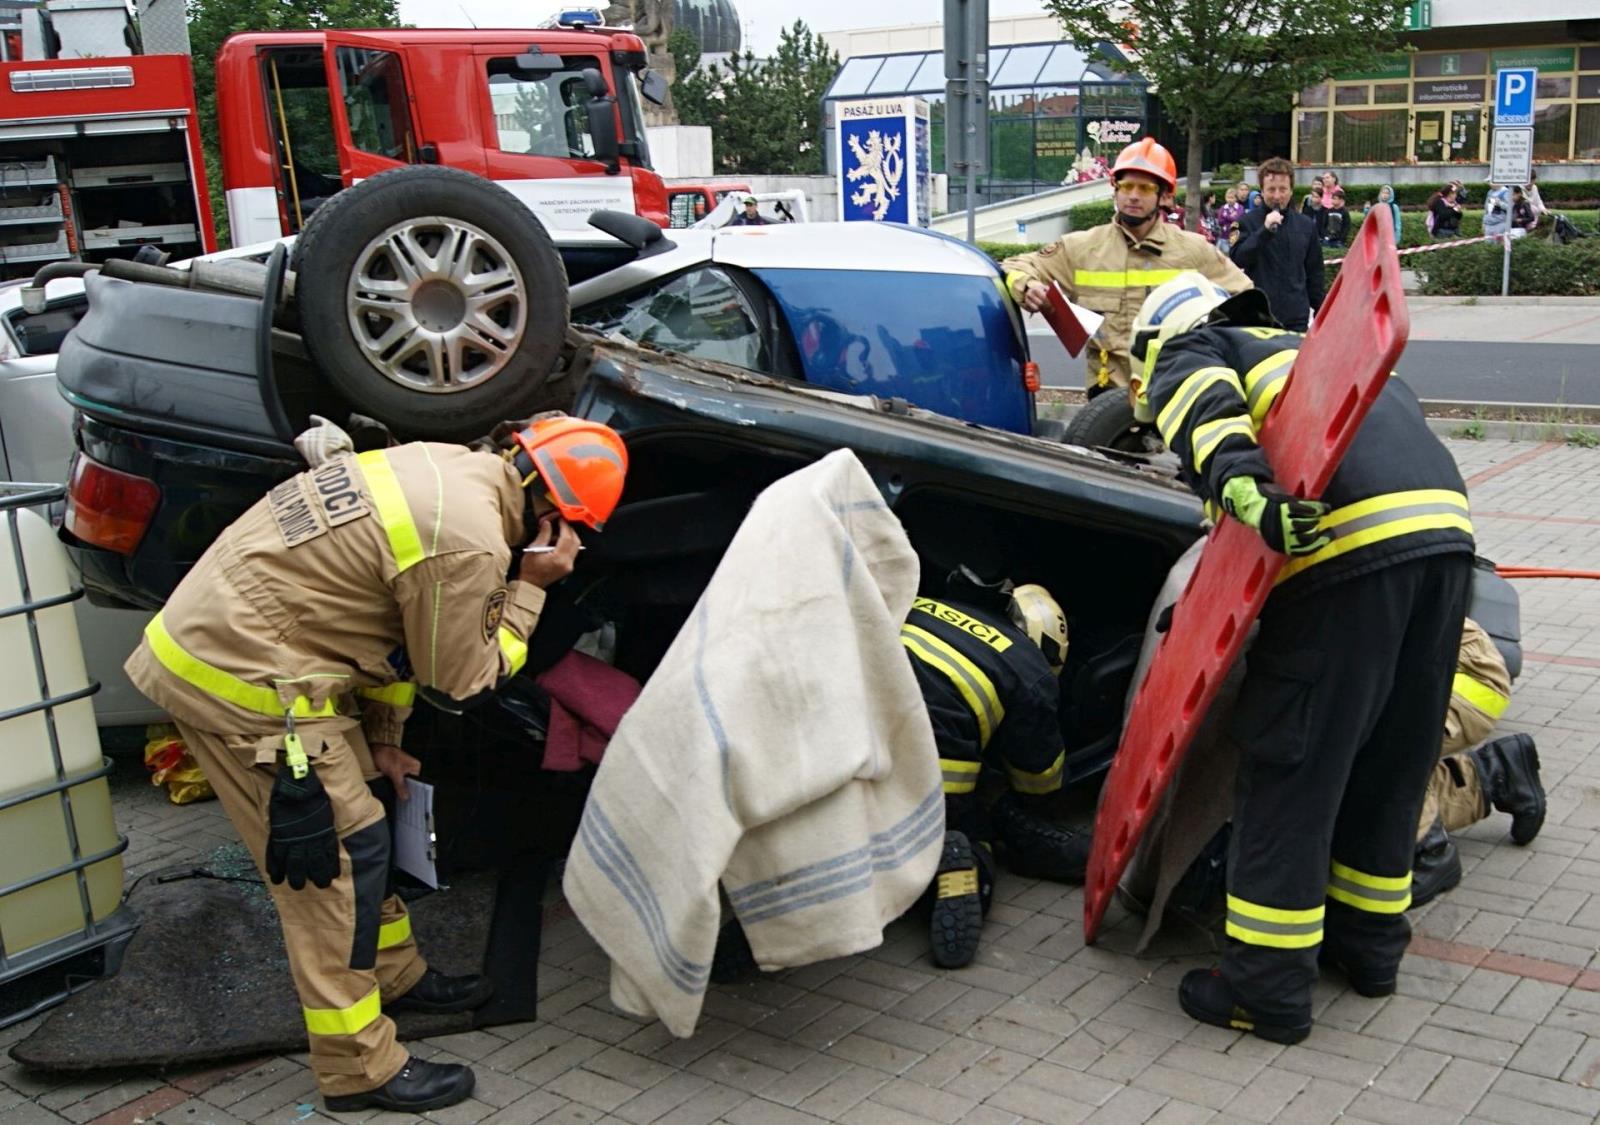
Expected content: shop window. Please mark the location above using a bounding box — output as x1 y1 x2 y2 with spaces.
1538 77 1572 100
1374 83 1408 105
989 118 1035 186
1299 84 1329 107
1335 85 1368 106
1577 105 1600 160
1296 111 1328 164
1583 46 1600 71
1534 103 1572 160
1332 109 1407 163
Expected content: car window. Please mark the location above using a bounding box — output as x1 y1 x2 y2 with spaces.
574 267 766 369
486 55 602 160
335 48 416 161
3 300 86 357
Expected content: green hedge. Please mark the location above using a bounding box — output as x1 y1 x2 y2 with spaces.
1411 238 1600 296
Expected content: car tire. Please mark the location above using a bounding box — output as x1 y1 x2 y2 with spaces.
293 166 569 442
1062 389 1161 454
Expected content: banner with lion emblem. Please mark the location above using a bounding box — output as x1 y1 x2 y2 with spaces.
836 97 928 225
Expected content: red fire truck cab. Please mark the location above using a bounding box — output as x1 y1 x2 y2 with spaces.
217 27 670 262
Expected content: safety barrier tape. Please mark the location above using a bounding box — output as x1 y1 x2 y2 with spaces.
1325 232 1506 267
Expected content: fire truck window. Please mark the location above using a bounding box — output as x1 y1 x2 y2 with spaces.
336 48 416 161
486 56 602 160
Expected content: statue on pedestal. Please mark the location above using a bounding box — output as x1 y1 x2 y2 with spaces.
604 0 677 125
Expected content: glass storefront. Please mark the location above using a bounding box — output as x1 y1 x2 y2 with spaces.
824 41 1148 210
1292 44 1600 166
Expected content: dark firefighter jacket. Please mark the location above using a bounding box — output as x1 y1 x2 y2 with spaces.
1141 325 1474 600
900 596 1065 796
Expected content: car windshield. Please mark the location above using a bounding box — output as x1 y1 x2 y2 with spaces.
752 267 1031 433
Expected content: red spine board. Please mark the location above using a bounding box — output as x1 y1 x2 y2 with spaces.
1082 206 1409 943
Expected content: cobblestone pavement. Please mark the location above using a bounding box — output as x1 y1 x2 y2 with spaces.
5 437 1598 1125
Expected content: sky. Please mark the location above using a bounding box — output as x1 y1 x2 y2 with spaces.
398 0 1050 57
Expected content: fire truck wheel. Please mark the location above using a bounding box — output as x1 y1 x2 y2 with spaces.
1061 390 1163 455
293 166 568 442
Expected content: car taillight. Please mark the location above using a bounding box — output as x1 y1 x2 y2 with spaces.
64 454 160 555
1023 361 1041 393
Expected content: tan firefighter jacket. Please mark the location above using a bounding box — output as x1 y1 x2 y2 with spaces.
1001 219 1251 391
1442 617 1512 756
126 443 544 750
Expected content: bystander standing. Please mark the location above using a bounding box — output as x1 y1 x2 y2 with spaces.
1230 156 1324 331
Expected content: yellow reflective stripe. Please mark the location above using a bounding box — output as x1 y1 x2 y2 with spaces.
1225 895 1324 949
902 624 1005 746
1074 268 1184 288
1191 415 1257 471
1453 672 1509 719
1007 749 1065 795
1242 349 1296 426
358 682 416 707
1003 269 1031 301
1155 366 1244 445
303 986 382 1037
498 626 529 677
937 869 979 898
357 450 425 573
144 613 338 719
1327 862 1411 914
940 758 981 794
377 914 412 950
1276 489 1473 583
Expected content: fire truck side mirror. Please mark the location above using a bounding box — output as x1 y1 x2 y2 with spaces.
640 70 668 106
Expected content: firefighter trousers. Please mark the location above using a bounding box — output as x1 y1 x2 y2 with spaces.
175 720 427 1097
1417 752 1488 840
1222 554 1472 1020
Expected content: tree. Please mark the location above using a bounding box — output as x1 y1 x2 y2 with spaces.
673 21 839 176
185 0 402 242
1043 0 1403 230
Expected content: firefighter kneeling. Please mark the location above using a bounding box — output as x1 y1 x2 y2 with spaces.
125 417 628 1114
901 581 1086 969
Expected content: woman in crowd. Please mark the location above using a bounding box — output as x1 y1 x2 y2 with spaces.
1429 184 1462 238
1363 184 1403 246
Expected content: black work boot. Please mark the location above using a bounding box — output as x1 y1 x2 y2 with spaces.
930 830 985 969
1178 968 1311 1044
1410 817 1463 908
1469 733 1546 845
1317 942 1399 998
324 1057 475 1113
387 968 494 1014
993 792 1090 884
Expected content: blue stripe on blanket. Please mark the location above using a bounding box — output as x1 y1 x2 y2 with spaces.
724 788 944 924
692 599 735 813
830 498 887 588
578 801 709 993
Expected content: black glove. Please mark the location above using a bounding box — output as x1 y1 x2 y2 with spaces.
266 762 339 890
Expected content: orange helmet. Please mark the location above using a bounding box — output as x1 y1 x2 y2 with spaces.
1111 137 1178 194
508 417 628 530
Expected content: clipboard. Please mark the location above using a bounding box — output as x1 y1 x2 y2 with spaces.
1039 281 1105 358
393 779 439 889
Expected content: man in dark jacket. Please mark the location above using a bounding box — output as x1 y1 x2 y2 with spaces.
1128 272 1475 1045
1231 157 1325 330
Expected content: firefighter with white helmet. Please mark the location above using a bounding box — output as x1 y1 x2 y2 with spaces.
1000 137 1251 395
125 416 629 1114
901 579 1080 969
1128 270 1474 1044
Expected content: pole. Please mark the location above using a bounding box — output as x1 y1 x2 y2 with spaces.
1500 232 1512 297
964 0 978 244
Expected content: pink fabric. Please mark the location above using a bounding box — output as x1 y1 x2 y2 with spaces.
535 651 642 771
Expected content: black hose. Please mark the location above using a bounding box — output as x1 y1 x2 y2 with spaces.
99 258 193 289
26 261 98 287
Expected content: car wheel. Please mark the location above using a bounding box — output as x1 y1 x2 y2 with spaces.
1062 390 1163 455
293 166 569 442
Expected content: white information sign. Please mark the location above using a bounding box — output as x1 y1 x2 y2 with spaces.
1490 128 1533 186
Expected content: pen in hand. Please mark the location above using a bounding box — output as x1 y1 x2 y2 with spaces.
523 544 585 553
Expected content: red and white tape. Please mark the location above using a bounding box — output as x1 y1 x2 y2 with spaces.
1325 232 1505 267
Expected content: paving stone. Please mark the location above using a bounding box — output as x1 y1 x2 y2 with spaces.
719 1096 830 1125
1418 1056 1502 1113
1219 1065 1307 1122
940 1047 1031 1102
1273 1077 1362 1125
612 1073 711 1125
981 1078 1096 1124
861 1075 978 1123
1127 1062 1239 1112
793 1063 890 1120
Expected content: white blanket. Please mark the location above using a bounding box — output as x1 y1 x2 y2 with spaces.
563 449 942 1037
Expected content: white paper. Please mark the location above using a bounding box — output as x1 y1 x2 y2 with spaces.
1056 284 1105 341
392 780 439 889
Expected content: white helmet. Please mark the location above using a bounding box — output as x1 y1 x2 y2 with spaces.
1008 584 1068 676
1130 272 1235 371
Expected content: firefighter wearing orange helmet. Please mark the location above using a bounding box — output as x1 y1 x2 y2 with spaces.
1001 137 1251 395
124 416 628 1115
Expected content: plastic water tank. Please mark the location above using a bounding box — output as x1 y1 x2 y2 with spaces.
0 489 125 963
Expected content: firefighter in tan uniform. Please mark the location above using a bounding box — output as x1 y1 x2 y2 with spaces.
1001 137 1250 395
1412 617 1545 904
125 417 628 1115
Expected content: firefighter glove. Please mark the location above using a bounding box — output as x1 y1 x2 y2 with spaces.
266 763 339 890
1220 476 1331 558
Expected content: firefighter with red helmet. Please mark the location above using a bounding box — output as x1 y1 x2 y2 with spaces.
1000 137 1251 395
124 416 628 1114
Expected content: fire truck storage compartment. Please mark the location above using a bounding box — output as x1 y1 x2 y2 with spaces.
0 127 200 279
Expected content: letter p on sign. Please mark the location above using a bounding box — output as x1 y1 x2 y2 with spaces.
1495 68 1535 128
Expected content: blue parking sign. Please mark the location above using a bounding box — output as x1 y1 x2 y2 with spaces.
1495 68 1536 128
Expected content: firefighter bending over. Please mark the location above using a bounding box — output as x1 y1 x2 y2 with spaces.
1130 272 1474 1044
124 417 628 1115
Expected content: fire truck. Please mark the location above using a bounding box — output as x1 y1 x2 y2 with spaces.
0 1 669 281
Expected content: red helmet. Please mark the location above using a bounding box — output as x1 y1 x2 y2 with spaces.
1111 137 1178 194
508 417 628 530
